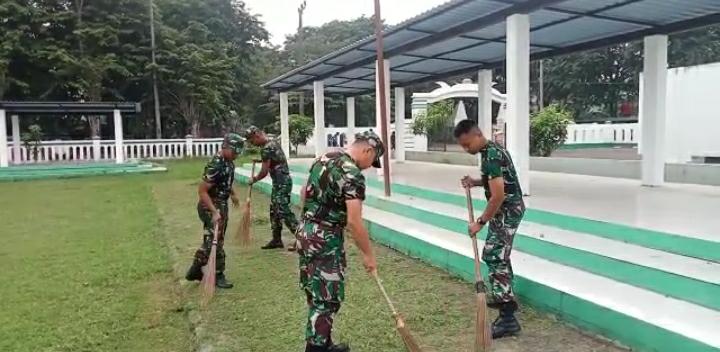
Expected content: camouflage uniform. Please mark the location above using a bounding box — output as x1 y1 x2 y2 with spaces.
297 151 367 347
192 153 236 273
261 138 299 241
479 141 525 306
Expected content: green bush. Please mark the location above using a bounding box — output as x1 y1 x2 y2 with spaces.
22 124 43 161
530 104 572 157
271 114 314 155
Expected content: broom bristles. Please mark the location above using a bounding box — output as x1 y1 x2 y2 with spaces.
395 316 423 352
237 200 252 247
201 245 217 305
476 294 492 351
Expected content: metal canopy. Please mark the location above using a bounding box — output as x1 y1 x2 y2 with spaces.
0 101 141 115
264 0 720 95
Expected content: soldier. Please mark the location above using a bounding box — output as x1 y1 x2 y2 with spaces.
454 119 525 339
297 131 383 352
244 126 299 250
185 133 245 289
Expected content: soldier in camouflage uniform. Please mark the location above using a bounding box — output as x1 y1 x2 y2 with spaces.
454 119 526 339
296 131 384 352
185 133 244 289
244 126 300 250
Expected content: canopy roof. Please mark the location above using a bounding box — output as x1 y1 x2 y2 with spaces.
264 0 720 95
0 101 141 115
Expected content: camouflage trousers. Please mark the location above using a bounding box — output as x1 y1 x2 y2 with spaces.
193 202 229 273
482 201 525 306
270 181 299 239
296 221 347 347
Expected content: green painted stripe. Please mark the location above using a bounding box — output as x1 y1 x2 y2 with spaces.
0 162 141 173
0 165 165 182
255 171 720 311
237 171 717 352
284 163 720 262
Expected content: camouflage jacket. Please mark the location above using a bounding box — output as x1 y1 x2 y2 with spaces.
261 139 291 184
480 142 523 204
202 153 235 203
302 151 366 229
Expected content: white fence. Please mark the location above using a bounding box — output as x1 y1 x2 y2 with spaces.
565 123 638 145
7 138 224 164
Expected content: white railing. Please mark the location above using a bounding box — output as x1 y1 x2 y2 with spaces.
7 137 224 164
565 122 638 145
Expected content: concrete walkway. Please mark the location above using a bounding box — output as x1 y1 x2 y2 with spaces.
290 160 719 242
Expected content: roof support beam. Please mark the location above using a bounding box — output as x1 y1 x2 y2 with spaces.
283 0 567 91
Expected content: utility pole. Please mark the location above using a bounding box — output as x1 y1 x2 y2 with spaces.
539 60 544 109
297 0 307 116
150 0 162 138
373 0 391 197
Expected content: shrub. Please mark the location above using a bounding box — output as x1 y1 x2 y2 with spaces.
530 104 572 157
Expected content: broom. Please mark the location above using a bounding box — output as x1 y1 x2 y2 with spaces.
201 221 221 305
372 271 423 352
464 186 492 351
237 161 257 247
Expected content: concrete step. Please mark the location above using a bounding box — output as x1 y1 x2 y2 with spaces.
235 167 720 352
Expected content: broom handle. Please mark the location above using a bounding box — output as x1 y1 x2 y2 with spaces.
247 161 257 199
373 271 399 316
465 187 484 288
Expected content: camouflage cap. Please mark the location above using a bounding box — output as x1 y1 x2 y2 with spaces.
242 125 262 139
355 130 385 168
223 133 245 154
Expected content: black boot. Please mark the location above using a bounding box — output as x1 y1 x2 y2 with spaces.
328 343 350 352
304 343 349 352
185 261 203 281
261 229 284 249
492 302 521 339
215 273 234 289
305 344 327 352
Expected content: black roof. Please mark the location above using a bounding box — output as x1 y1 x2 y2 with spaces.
0 101 141 115
264 0 720 95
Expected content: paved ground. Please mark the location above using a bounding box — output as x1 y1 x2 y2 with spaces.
291 159 720 241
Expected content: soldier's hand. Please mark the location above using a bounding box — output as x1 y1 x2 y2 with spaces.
362 253 377 273
212 210 222 224
468 221 483 236
231 194 240 208
461 175 474 189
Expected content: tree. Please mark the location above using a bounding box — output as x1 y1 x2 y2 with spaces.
411 100 455 151
529 104 572 157
272 114 314 155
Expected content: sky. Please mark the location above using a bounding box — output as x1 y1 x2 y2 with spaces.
243 0 448 46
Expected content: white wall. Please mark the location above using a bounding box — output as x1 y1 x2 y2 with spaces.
664 62 720 163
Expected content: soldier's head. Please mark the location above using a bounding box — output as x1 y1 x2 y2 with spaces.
454 119 487 155
243 125 267 146
349 131 384 170
222 133 245 160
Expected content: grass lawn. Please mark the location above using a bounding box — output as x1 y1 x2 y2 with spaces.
0 159 625 352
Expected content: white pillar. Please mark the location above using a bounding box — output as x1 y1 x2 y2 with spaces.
640 35 668 186
506 14 530 195
185 134 194 157
93 136 101 161
394 87 406 162
279 92 290 157
411 97 428 152
313 81 326 157
11 114 20 164
0 109 8 167
346 97 356 145
113 109 124 164
376 59 391 175
478 70 493 166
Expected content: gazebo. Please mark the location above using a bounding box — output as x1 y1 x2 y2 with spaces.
0 101 141 167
